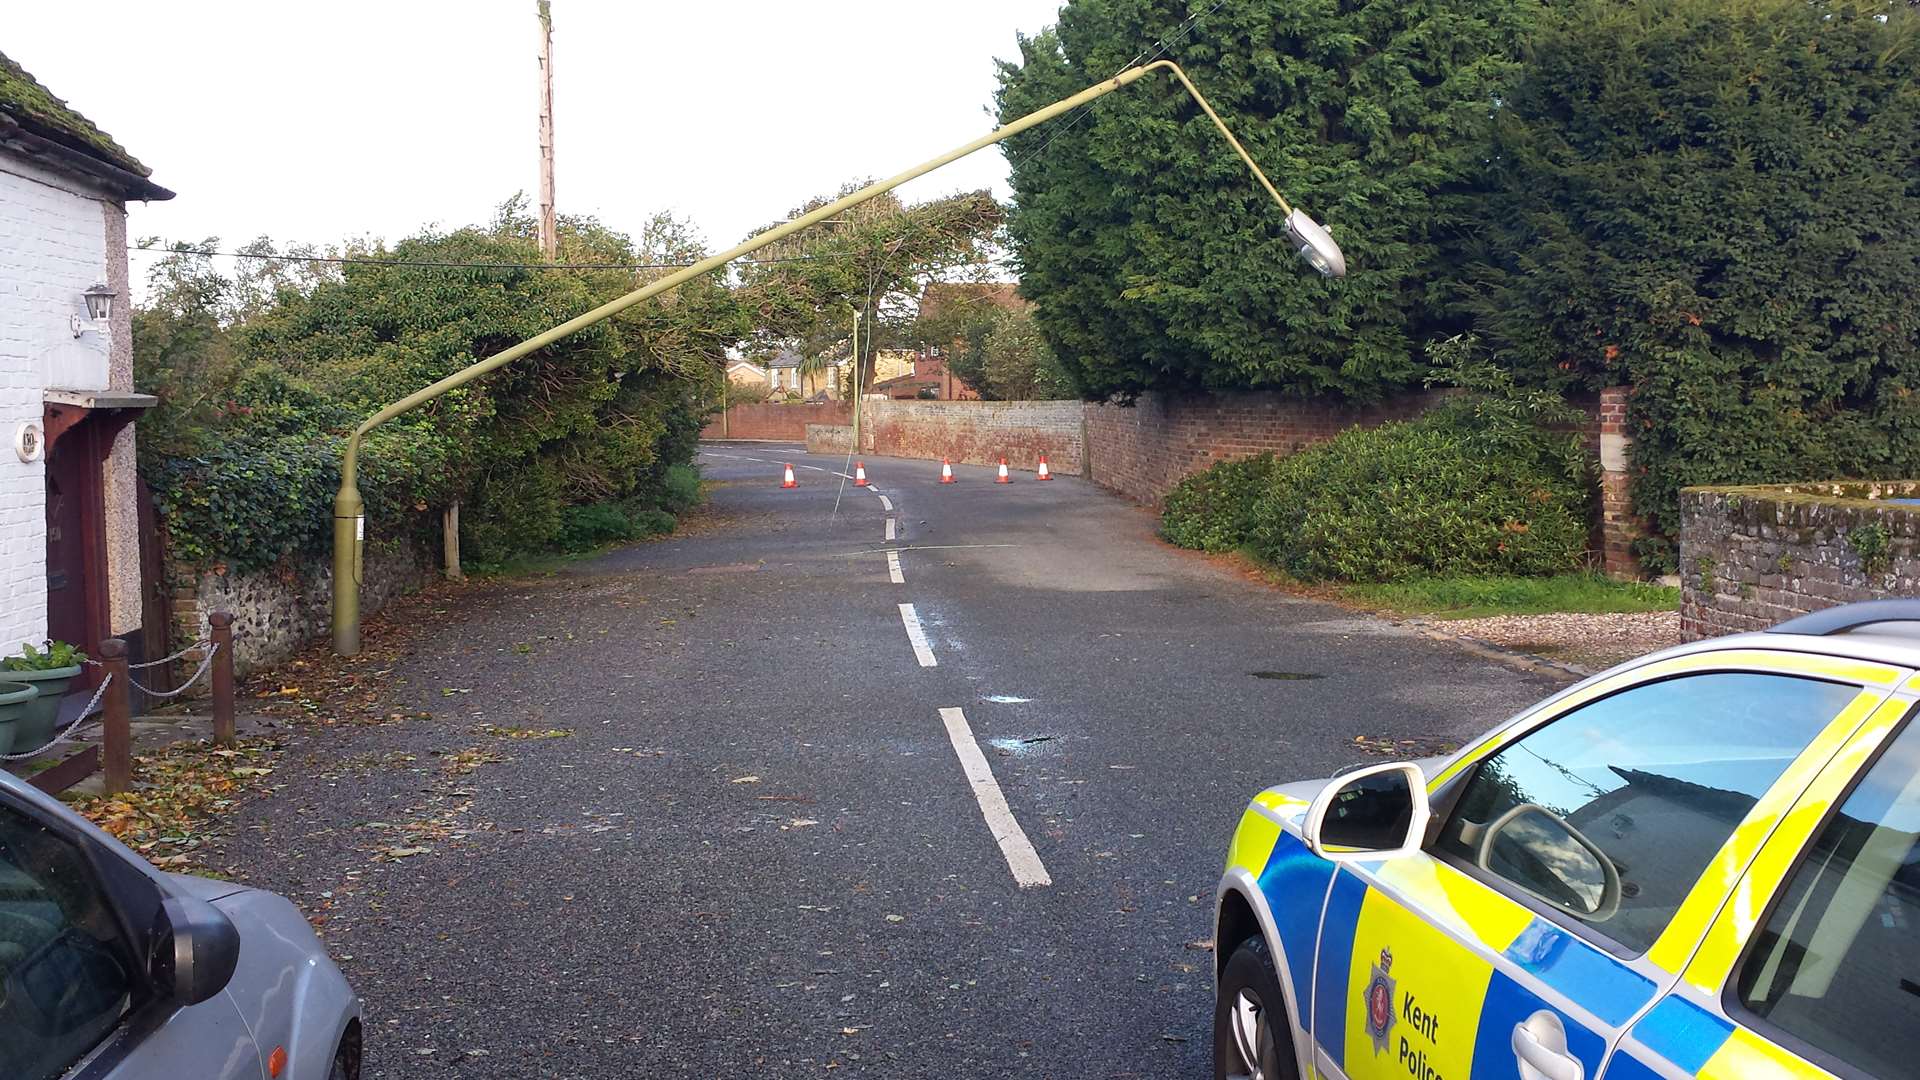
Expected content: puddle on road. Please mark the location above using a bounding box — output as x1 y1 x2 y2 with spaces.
1251 671 1325 681
987 735 1056 755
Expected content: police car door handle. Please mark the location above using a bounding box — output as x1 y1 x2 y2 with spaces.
1512 1010 1584 1080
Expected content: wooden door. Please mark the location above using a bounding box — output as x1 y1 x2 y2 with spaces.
43 418 107 672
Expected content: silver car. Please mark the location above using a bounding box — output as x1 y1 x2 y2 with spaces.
1 768 359 1080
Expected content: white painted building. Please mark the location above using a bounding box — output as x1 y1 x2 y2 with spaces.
1 53 171 663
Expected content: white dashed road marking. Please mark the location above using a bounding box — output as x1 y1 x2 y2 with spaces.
885 518 896 541
897 603 937 667
887 551 905 584
938 707 1051 888
877 495 893 511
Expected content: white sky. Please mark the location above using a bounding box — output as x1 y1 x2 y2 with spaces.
7 1 1066 280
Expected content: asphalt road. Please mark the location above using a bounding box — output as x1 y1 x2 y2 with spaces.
209 443 1567 1078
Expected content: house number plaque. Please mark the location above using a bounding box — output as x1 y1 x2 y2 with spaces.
15 421 44 463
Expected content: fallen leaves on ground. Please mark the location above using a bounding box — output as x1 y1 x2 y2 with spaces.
478 724 572 739
67 738 283 868
441 747 509 775
1352 735 1459 758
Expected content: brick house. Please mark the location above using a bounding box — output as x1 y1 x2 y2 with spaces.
870 354 974 400
1 53 171 667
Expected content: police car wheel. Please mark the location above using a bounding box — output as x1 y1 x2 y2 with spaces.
1213 936 1298 1080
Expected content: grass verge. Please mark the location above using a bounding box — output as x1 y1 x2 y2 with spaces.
1339 573 1678 619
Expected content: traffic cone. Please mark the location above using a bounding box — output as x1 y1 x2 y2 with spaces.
781 463 798 489
940 458 956 484
1036 454 1053 481
854 462 869 487
996 458 1012 484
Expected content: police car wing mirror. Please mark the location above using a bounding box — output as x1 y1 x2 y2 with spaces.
1476 803 1621 922
1302 761 1431 862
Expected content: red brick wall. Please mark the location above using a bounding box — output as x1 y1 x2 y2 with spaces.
1081 390 1444 504
862 400 1083 474
701 403 853 442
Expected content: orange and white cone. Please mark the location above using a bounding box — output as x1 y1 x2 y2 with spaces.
854 462 869 487
996 458 1012 484
781 463 798 489
940 458 956 484
1036 454 1053 481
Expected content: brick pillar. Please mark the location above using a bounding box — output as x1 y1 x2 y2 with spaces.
1596 386 1647 578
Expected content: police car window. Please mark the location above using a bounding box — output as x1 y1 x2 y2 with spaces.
1734 719 1920 1079
1435 673 1857 953
0 802 142 1080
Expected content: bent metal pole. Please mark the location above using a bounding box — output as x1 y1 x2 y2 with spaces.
331 60 1333 654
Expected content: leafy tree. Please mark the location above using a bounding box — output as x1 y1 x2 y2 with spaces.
131 241 243 458
994 0 1539 401
983 309 1076 400
909 283 1015 394
908 289 1074 399
1458 0 1920 569
735 184 1003 389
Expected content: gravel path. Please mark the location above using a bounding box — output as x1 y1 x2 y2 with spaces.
1440 610 1681 673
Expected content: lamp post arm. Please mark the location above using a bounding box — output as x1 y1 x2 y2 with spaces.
332 59 1306 655
1140 60 1293 216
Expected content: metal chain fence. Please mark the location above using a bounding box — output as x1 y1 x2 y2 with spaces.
1 639 223 762
127 642 221 700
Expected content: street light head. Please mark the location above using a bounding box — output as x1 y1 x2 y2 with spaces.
1286 210 1346 278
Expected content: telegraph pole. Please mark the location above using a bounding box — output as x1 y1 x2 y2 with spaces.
536 0 557 261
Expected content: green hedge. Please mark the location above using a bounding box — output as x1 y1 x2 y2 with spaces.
136 208 738 573
1458 0 1920 571
1163 399 1592 582
1160 453 1278 553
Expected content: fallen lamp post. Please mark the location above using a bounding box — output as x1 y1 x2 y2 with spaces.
331 58 1347 655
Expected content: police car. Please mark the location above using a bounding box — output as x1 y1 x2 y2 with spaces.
1213 599 1920 1080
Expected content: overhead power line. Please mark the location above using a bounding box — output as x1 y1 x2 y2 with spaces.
127 243 1014 290
129 243 1018 275
1006 0 1231 176
127 243 861 272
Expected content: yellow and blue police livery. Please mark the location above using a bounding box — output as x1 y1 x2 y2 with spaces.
1212 599 1920 1080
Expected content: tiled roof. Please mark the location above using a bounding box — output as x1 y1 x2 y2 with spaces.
0 51 151 177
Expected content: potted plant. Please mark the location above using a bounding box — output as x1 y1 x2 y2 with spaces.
2 641 86 755
0 681 38 756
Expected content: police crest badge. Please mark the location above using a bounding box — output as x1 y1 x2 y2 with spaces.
1363 947 1396 1055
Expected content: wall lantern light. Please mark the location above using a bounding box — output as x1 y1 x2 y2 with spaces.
71 284 117 338
84 283 116 321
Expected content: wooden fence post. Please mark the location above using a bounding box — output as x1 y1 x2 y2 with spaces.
209 611 235 745
99 638 131 794
444 501 464 580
